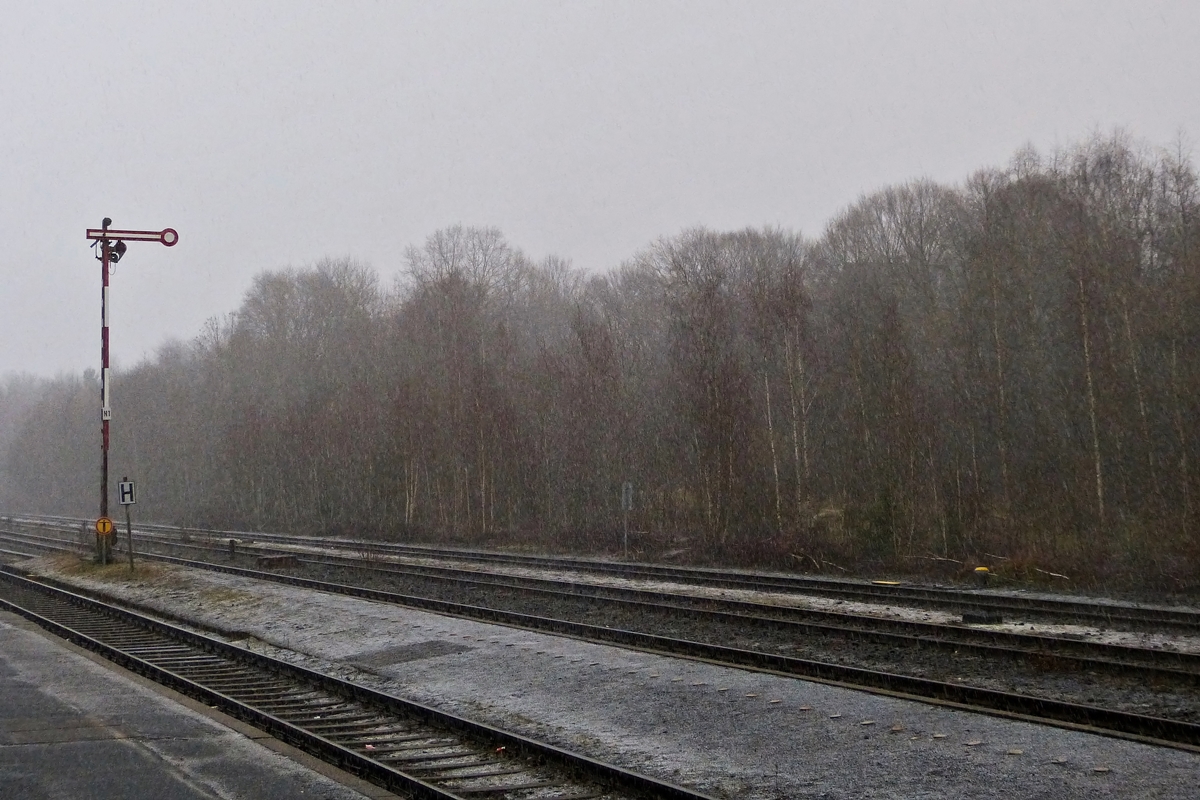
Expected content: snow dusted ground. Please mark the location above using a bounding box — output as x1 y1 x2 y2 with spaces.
24 555 1200 800
176 532 1200 655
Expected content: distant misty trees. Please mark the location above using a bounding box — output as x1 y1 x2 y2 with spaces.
2 133 1197 586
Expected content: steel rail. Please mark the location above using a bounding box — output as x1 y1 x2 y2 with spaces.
0 566 715 800
17 512 1198 632
7 542 1198 752
269 549 1200 675
0 545 39 561
4 525 1198 686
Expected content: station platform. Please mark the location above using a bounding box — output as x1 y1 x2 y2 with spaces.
0 609 396 800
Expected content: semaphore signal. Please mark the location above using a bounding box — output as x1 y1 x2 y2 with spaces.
85 218 178 563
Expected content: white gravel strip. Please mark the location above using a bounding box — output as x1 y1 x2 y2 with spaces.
22 555 1200 799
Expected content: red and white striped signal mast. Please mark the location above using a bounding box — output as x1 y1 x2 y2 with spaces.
85 219 178 562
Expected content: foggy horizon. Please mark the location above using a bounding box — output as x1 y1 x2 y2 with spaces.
4 1 1199 377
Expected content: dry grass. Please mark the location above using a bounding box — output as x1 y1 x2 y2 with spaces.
31 552 182 587
30 552 257 607
197 586 256 605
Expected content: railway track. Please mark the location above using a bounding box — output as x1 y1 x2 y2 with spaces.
0 565 713 800
10 513 1198 633
4 523 1199 686
2 524 1199 752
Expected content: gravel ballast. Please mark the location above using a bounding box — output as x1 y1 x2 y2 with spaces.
23 556 1200 799
287 559 1200 722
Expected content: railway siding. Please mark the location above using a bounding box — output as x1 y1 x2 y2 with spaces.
9 553 1200 800
5 520 1200 733
0 567 713 800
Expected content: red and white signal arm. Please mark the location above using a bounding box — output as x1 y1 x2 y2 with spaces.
86 227 179 247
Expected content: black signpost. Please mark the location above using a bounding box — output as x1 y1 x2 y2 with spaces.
119 477 136 570
621 481 634 559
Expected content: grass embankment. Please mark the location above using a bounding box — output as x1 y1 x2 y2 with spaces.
32 552 171 582
26 553 256 607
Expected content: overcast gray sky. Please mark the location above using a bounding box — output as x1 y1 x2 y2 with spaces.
2 1 1197 377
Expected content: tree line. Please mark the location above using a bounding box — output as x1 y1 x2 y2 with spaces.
3 133 1198 588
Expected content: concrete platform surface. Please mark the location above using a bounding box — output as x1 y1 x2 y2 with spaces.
0 610 395 800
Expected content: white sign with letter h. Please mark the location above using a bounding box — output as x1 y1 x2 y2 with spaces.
118 481 136 506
